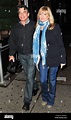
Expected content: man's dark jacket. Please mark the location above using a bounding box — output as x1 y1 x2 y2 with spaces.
8 20 35 56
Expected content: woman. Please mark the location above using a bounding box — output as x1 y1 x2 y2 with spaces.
33 6 66 108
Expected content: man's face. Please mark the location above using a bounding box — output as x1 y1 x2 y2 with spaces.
18 8 29 22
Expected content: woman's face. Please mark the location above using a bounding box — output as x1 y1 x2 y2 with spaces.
39 11 49 22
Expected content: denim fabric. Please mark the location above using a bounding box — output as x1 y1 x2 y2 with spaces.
18 54 37 103
33 77 39 90
39 62 58 105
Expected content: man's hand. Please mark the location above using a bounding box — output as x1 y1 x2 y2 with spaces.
9 56 15 62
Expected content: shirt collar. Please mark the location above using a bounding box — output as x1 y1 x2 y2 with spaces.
19 18 30 25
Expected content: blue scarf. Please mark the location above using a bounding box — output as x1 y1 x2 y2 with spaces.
33 20 49 65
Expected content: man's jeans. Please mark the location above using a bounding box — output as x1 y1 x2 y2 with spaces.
18 54 37 104
39 62 58 106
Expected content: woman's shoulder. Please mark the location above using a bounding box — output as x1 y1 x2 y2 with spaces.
54 23 61 33
54 23 61 29
48 23 60 31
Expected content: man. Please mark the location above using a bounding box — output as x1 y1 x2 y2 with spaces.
8 5 39 111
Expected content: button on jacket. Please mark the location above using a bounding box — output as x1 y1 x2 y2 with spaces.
46 23 66 67
8 20 35 56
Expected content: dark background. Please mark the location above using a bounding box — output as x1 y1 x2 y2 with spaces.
0 0 70 34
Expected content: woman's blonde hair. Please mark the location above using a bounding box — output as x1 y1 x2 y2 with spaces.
36 6 55 29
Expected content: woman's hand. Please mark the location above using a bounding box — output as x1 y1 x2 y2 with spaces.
60 63 66 69
36 55 40 71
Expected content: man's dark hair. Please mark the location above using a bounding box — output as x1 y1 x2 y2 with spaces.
17 4 29 13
